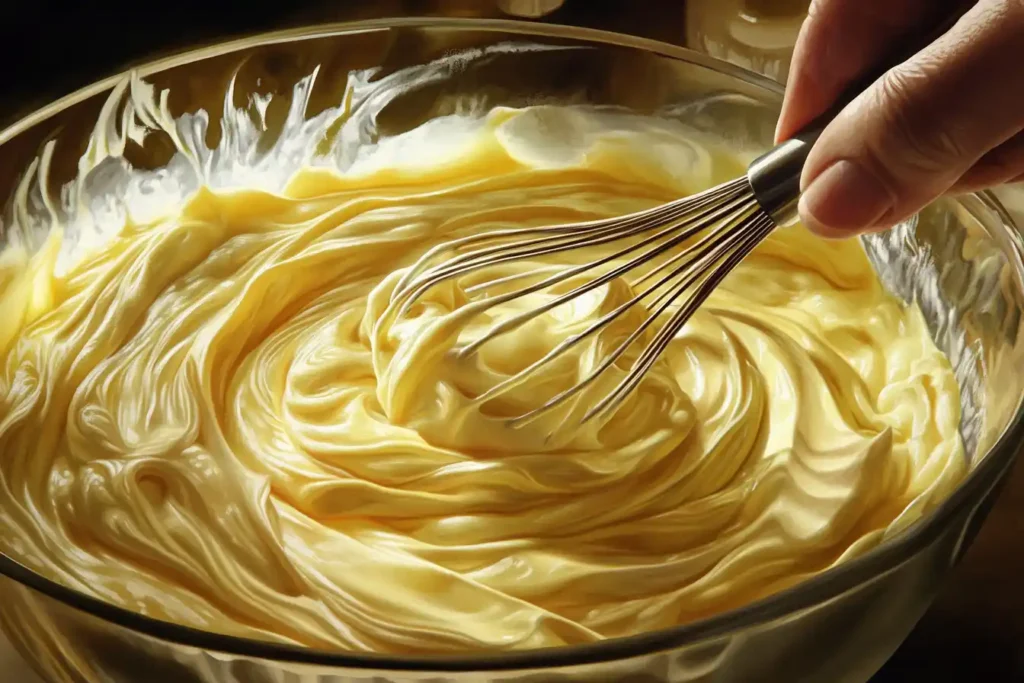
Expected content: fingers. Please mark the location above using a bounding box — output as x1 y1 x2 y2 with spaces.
798 0 1024 237
776 0 942 143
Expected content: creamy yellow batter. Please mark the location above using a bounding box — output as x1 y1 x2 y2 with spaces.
0 106 965 653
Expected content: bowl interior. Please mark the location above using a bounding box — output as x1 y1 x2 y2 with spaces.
1 17 1024 669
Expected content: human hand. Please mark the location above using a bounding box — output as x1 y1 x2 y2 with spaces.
776 0 1024 237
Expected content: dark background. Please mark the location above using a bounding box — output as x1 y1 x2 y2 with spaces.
0 2 1021 681
0 0 693 128
0 0 298 125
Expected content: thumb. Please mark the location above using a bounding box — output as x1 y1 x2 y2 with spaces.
798 0 1024 237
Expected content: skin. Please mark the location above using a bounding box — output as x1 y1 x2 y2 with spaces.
776 0 1024 238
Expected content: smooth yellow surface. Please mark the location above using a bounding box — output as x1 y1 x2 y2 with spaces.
0 106 965 653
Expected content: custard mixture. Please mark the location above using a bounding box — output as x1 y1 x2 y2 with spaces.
0 106 965 652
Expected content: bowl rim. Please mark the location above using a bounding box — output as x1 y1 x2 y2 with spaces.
1 15 1023 673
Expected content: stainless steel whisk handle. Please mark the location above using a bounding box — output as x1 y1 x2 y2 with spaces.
747 126 822 227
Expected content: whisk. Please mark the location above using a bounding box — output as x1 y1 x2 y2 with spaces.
386 25 954 426
386 143 803 424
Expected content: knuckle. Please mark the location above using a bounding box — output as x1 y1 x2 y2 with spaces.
873 63 970 173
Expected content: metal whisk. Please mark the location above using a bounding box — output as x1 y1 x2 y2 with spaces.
384 11 955 426
381 21 959 431
384 132 813 425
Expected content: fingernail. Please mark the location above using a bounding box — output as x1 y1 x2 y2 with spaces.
798 159 893 237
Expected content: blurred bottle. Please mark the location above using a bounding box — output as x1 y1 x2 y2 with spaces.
686 0 807 82
496 0 567 18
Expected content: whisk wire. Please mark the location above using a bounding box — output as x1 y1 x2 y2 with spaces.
390 176 782 426
392 179 749 316
511 202 766 426
580 211 776 422
456 190 757 358
474 200 759 414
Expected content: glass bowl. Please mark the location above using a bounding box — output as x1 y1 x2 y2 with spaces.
2 17 1023 683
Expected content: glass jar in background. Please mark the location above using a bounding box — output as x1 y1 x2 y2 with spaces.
496 0 567 18
685 0 807 82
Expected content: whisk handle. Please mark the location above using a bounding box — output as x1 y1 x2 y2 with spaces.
746 128 820 227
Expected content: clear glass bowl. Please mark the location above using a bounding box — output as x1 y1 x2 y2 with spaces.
1 17 1023 683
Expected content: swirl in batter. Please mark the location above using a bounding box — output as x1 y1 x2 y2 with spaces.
0 106 965 652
